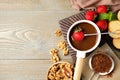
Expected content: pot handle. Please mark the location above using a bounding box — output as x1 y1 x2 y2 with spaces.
73 52 86 80
73 57 83 80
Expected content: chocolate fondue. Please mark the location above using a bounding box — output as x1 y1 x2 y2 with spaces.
69 22 98 51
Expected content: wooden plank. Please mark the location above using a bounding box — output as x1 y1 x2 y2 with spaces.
0 0 74 11
0 11 78 59
0 49 120 80
0 60 72 80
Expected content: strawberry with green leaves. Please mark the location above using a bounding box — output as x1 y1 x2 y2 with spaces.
85 10 96 21
96 5 108 14
96 20 108 31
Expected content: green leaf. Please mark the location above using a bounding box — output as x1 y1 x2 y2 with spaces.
98 11 117 21
108 11 117 21
98 13 109 20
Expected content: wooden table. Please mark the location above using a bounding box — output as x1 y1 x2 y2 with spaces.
0 0 78 80
0 0 120 80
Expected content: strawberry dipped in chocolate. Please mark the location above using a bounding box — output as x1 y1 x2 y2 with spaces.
72 27 84 41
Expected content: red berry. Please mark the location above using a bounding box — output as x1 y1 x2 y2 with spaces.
85 10 96 21
96 5 107 14
72 31 84 41
96 20 108 31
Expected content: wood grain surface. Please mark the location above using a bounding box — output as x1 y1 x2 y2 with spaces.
0 0 74 11
0 11 78 59
0 0 77 80
0 0 119 80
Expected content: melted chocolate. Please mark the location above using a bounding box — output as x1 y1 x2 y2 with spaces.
70 22 98 51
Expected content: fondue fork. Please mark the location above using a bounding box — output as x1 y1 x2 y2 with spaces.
84 30 120 36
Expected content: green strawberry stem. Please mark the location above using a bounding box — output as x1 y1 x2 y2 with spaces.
74 27 83 32
107 5 111 11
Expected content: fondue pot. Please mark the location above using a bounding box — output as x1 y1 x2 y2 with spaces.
67 20 101 80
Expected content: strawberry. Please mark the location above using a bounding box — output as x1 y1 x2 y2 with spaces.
96 5 107 14
85 10 96 21
96 20 108 31
72 31 84 41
